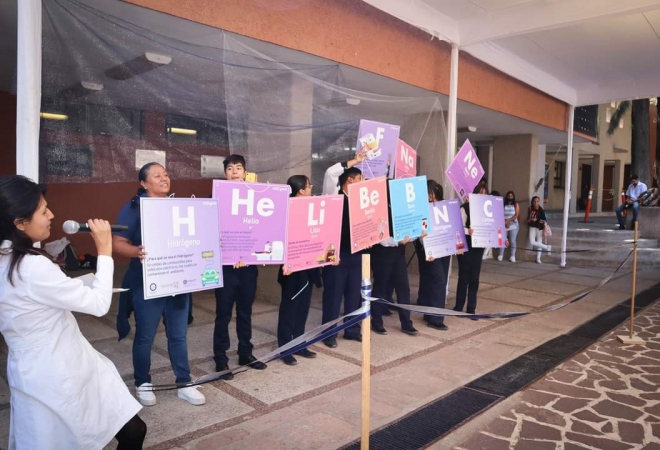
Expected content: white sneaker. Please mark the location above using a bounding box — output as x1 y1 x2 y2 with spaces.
497 254 503 261
178 386 206 406
536 258 542 264
509 256 516 263
136 383 157 406
547 245 552 256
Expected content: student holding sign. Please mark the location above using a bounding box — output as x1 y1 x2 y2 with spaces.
277 175 323 365
414 180 450 330
454 183 487 318
213 155 267 379
114 163 205 406
320 167 364 347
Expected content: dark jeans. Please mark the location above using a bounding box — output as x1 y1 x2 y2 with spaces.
213 265 258 366
416 244 450 326
321 250 362 338
370 244 412 328
277 270 313 347
128 266 191 386
455 247 485 314
616 202 640 228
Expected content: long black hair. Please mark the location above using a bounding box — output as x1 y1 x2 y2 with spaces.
505 190 517 206
427 179 444 202
287 175 309 198
130 162 160 208
0 175 49 285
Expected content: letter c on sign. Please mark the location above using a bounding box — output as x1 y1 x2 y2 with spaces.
484 200 493 218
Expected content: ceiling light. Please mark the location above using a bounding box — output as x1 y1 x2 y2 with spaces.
105 52 172 80
59 81 103 100
40 112 68 120
167 127 197 135
457 126 477 133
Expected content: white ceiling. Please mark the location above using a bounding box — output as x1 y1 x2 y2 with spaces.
362 0 660 106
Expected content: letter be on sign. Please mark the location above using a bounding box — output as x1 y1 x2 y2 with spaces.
359 186 380 209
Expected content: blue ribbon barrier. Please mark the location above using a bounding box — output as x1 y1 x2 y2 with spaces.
147 249 632 390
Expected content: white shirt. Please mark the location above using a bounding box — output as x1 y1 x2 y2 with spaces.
322 162 346 195
0 245 141 449
626 181 648 201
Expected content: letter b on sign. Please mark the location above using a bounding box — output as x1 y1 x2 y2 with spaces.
405 183 415 202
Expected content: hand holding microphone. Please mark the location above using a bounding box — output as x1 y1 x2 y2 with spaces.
63 220 128 234
86 219 113 257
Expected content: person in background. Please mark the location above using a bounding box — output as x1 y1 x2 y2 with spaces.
114 162 205 407
277 175 323 366
526 195 551 264
0 175 146 449
213 154 267 379
414 180 450 330
616 174 648 230
499 191 520 263
322 150 366 195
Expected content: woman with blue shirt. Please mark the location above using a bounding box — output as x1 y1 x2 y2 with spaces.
113 162 205 407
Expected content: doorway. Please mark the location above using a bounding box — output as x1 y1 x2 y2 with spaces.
603 164 615 212
578 164 592 211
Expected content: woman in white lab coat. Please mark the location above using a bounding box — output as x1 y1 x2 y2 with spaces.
0 175 145 450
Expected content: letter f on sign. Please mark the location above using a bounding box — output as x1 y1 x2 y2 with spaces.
172 206 196 236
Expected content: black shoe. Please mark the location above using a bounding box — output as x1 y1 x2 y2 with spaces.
382 308 393 316
427 322 448 331
215 363 234 381
371 324 387 335
282 355 298 366
618 225 627 230
468 313 479 321
401 325 418 335
453 307 462 312
323 338 337 348
295 348 317 359
344 334 362 342
238 354 267 370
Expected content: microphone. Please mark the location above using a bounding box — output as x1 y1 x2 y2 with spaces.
63 220 128 235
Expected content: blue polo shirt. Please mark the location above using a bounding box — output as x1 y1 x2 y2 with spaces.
115 194 145 272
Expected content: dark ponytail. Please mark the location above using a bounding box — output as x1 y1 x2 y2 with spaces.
427 179 444 202
131 162 159 208
0 175 50 285
287 175 309 198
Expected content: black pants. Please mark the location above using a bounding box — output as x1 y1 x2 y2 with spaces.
371 245 412 328
277 270 313 347
115 414 146 450
416 245 450 325
321 250 362 338
213 265 258 366
455 247 485 314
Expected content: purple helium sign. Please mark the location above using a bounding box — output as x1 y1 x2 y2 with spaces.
445 139 485 202
355 119 400 179
421 199 468 259
213 181 290 265
140 197 223 299
468 194 506 249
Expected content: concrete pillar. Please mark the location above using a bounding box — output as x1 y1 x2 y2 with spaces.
492 134 539 259
536 144 547 202
569 144 580 213
592 154 604 213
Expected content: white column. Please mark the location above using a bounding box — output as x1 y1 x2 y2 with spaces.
16 0 42 181
561 106 575 267
445 44 459 199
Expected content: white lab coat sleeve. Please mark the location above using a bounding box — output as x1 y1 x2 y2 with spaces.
322 162 345 195
26 255 114 317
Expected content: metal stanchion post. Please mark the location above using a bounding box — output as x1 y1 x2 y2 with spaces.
617 221 646 345
361 254 371 450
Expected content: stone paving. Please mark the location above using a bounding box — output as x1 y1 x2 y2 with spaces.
450 303 660 450
0 255 658 450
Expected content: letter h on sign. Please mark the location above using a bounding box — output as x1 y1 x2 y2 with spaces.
172 206 196 236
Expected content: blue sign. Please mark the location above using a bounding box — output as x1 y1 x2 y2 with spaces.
388 176 431 240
